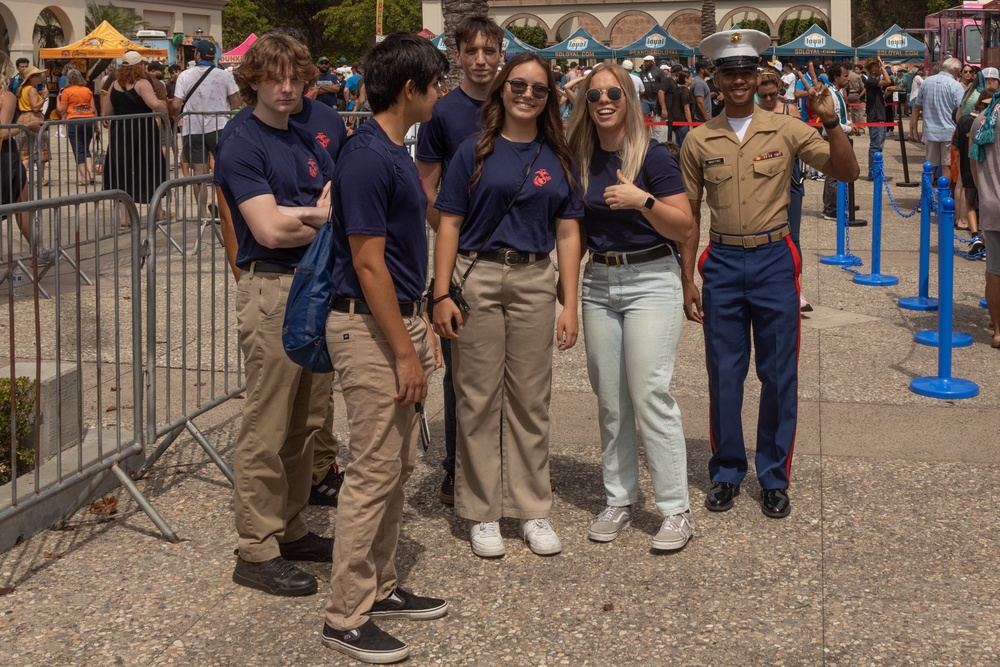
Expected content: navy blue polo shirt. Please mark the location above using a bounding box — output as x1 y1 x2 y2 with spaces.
214 114 335 267
435 136 583 254
314 71 340 107
582 140 686 254
220 97 346 163
415 86 484 174
331 119 428 302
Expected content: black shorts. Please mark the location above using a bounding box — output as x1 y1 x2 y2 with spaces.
181 131 220 164
965 184 979 209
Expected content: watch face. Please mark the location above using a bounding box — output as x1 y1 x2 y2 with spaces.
643 196 655 210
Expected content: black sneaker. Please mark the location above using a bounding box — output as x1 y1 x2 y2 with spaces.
368 587 449 620
279 531 334 562
232 556 317 597
969 240 986 257
322 619 409 664
310 464 344 506
439 472 455 506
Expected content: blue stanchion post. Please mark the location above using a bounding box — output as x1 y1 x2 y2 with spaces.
913 190 978 348
936 176 949 219
910 197 979 399
982 298 989 309
899 163 939 310
853 153 899 286
820 181 862 267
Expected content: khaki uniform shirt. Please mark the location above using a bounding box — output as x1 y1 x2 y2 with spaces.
680 107 831 234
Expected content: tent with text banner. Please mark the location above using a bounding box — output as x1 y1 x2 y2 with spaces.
539 28 613 60
40 20 168 59
855 24 924 63
221 33 257 65
772 24 854 59
613 25 695 61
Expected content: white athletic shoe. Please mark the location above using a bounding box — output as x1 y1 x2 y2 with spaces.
519 518 562 555
469 521 505 558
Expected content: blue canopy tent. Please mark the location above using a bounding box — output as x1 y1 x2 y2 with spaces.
430 29 538 54
855 24 925 63
612 25 696 61
772 25 855 60
538 28 613 60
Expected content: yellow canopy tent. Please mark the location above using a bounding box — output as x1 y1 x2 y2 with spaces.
39 21 168 59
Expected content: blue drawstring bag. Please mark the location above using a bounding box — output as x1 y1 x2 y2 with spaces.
282 220 335 373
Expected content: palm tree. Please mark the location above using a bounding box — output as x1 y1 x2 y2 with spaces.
85 2 146 36
440 0 490 88
702 1 716 39
34 10 65 49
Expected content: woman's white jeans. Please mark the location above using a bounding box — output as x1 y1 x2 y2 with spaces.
582 252 689 517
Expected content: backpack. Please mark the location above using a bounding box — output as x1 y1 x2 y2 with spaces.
282 219 336 373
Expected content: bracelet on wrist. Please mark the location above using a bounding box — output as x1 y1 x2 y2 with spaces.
822 118 841 130
432 293 451 304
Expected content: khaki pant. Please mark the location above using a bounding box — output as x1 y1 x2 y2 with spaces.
324 310 435 631
311 395 340 485
453 255 556 522
233 267 333 562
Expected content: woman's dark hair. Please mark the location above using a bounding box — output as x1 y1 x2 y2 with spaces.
470 52 577 195
364 32 449 114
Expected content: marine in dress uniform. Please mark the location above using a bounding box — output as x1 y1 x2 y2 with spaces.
678 30 859 518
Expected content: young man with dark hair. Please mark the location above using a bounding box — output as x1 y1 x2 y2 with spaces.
321 32 449 664
415 13 504 506
214 31 336 598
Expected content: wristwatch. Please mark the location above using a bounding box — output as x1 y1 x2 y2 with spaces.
822 117 840 130
642 195 655 210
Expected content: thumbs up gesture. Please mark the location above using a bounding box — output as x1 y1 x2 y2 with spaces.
603 169 644 210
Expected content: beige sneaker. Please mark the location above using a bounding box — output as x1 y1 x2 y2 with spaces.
588 505 632 542
651 510 694 551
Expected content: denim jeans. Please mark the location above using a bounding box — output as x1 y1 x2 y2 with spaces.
582 252 689 516
67 123 94 165
868 126 886 178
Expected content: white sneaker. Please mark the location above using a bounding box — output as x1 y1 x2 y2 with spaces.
469 521 505 558
588 505 632 542
651 510 694 551
519 518 562 555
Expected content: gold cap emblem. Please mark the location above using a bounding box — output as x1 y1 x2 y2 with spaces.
731 32 742 43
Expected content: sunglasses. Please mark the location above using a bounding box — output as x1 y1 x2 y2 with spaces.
586 87 624 103
758 92 779 99
506 79 549 100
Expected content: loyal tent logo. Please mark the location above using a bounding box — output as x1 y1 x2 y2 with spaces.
804 34 826 48
646 34 666 49
568 37 589 51
886 34 907 48
502 38 510 50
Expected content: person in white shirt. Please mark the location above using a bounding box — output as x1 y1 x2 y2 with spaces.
619 60 645 101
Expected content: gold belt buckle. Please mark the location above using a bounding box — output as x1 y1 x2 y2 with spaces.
603 253 623 266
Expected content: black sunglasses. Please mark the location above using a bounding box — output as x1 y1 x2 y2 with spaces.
506 79 550 100
586 87 624 103
758 92 779 99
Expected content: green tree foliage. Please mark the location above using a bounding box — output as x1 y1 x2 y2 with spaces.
0 377 35 486
506 25 547 49
85 2 146 35
852 0 932 46
34 10 65 49
779 17 829 45
318 0 421 63
222 0 272 52
255 0 332 59
732 18 770 35
928 0 963 13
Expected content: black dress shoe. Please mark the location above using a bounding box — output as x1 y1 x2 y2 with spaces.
232 556 318 596
761 488 791 519
279 531 334 562
704 482 740 512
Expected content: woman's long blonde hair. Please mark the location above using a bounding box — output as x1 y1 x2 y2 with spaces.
565 64 649 195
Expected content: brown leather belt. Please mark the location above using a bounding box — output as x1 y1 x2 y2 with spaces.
709 225 790 249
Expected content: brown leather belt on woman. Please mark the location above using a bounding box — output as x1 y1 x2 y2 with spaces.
458 248 546 265
590 244 674 267
331 297 426 317
709 225 790 249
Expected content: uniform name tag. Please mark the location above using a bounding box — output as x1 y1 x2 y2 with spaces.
705 157 726 166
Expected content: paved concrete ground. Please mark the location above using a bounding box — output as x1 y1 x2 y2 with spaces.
1 134 998 666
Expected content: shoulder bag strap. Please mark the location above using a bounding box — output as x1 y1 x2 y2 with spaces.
457 140 543 288
180 66 216 111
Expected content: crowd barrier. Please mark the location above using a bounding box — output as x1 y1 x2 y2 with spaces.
0 189 178 551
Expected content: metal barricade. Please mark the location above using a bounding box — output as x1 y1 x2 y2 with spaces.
1 123 40 294
136 174 243 502
0 190 173 552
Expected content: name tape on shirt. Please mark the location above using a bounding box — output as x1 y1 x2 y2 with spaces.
704 157 726 166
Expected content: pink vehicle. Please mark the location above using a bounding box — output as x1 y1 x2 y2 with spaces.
919 1 1000 69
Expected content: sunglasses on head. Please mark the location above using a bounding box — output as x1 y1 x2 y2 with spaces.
506 79 550 100
586 87 624 103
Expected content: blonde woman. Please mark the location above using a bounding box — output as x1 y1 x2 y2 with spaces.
565 63 696 549
16 65 49 185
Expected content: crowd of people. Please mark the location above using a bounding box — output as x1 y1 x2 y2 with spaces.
6 17 999 664
206 18 860 665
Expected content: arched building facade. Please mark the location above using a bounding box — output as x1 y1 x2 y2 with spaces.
421 1 850 52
